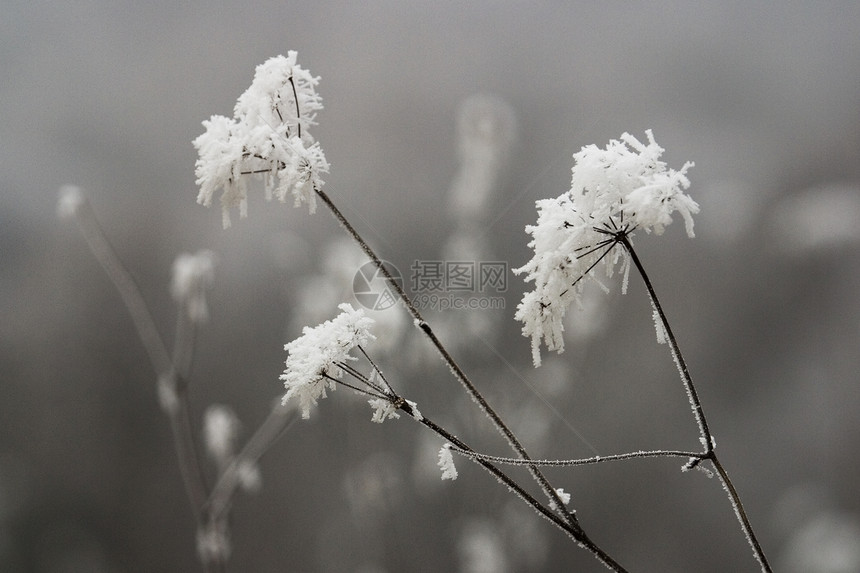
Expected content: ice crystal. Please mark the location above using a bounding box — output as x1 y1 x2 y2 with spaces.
368 397 400 423
406 399 423 421
548 487 571 511
438 443 459 480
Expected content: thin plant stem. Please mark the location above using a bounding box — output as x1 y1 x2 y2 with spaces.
73 198 172 375
446 447 704 467
167 387 208 515
313 187 579 530
70 197 221 572
323 355 625 570
396 402 628 573
261 94 575 531
169 304 211 515
619 235 771 572
709 455 772 573
619 235 713 452
207 401 298 520
173 302 197 387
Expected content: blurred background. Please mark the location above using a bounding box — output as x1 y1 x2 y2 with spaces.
3 2 860 571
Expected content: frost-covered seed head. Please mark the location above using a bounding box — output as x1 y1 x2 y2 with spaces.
281 303 375 418
193 51 329 228
514 130 697 366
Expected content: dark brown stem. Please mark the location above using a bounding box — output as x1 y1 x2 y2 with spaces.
399 404 628 573
709 454 772 572
619 236 713 451
619 235 770 571
447 447 704 467
288 75 301 139
314 187 579 530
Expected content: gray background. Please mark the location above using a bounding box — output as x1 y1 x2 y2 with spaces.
2 2 860 571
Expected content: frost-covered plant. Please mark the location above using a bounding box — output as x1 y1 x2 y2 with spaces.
193 51 329 227
280 304 424 425
515 130 697 366
60 51 773 573
281 302 376 418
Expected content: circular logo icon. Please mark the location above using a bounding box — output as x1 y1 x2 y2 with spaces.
352 260 403 311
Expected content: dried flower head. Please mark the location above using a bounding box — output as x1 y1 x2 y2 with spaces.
194 52 329 227
281 303 375 418
515 130 697 366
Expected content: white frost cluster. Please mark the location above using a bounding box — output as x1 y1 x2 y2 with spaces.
548 487 571 511
438 443 458 480
514 130 697 366
368 397 400 423
194 51 329 228
171 250 216 322
281 303 375 418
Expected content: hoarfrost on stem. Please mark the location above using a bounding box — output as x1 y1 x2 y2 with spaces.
548 487 571 511
281 303 376 418
368 397 401 423
438 443 459 480
193 51 330 227
514 130 698 366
